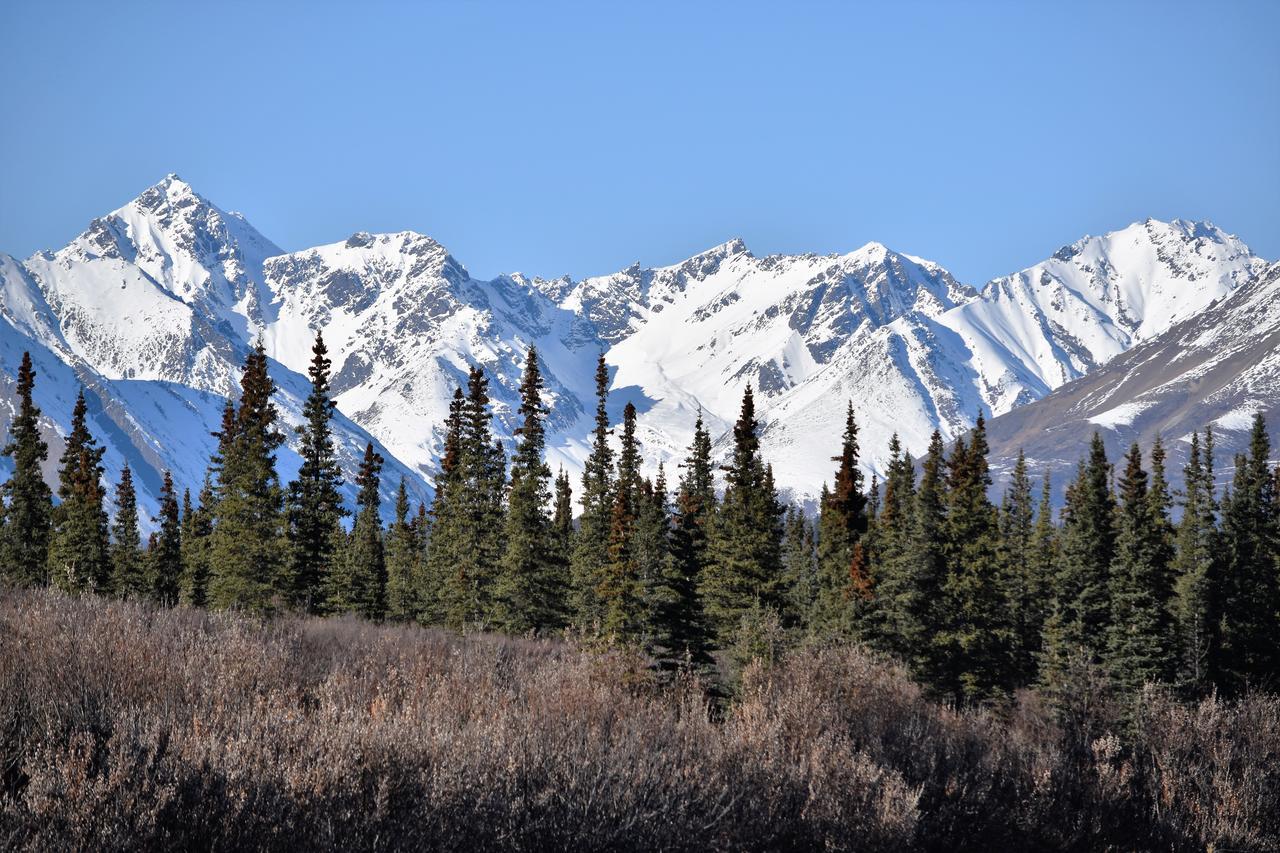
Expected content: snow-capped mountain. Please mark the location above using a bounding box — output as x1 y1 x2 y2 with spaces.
984 260 1280 497
0 174 1271 519
0 177 429 524
937 219 1265 415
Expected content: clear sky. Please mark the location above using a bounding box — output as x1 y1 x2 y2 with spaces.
2 1 1277 284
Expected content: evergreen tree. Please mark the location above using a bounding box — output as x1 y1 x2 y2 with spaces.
109 464 145 597
781 506 819 629
329 443 386 619
661 412 716 668
47 388 109 593
888 431 947 685
939 415 1013 703
151 471 183 606
1215 414 1280 693
1020 472 1058 685
495 348 562 633
424 388 466 626
180 476 214 607
570 354 615 626
432 367 506 628
208 342 287 612
1000 451 1040 685
813 403 869 637
702 386 785 647
863 434 915 649
600 402 644 639
1105 443 1177 692
548 467 574 623
634 467 674 645
286 330 347 613
1172 430 1219 694
1041 433 1116 691
385 478 421 622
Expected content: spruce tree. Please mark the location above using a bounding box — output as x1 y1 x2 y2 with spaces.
424 388 466 626
570 354 614 626
286 330 347 613
782 506 819 629
1021 471 1058 685
1172 430 1219 694
385 478 421 622
1215 414 1280 693
1105 443 1176 693
939 415 1013 703
495 348 562 633
813 403 869 637
432 367 506 628
863 434 914 650
702 386 785 647
634 468 674 645
149 471 182 606
109 464 146 598
180 476 214 607
47 389 109 593
889 431 948 686
329 443 386 619
208 342 287 612
549 467 574 622
1041 434 1116 692
1000 451 1040 686
600 402 644 639
661 412 716 667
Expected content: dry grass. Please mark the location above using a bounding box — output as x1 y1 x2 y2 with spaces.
0 588 1276 851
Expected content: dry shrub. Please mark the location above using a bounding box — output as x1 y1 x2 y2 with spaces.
0 589 1276 851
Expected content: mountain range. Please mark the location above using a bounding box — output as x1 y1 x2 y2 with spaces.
0 174 1273 520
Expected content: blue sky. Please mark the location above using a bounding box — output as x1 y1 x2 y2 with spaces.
2 1 1277 284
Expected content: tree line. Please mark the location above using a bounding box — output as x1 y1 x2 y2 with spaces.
2 334 1278 703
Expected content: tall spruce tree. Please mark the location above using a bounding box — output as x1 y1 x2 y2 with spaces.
385 478 421 622
939 415 1013 703
1172 430 1219 694
286 331 347 613
208 342 287 612
571 354 615 626
329 443 386 619
600 401 644 640
110 464 145 597
661 412 716 668
548 467 574 624
1105 443 1177 693
47 388 109 593
864 434 915 650
782 506 819 629
180 476 214 607
887 431 947 685
0 353 51 586
1000 451 1041 686
424 388 466 626
495 347 562 633
813 403 869 637
634 467 674 645
151 471 183 606
1215 414 1280 693
1041 433 1116 692
1020 471 1058 686
431 367 506 628
702 386 785 647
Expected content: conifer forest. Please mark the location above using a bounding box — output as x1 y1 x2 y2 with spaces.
2 334 1279 850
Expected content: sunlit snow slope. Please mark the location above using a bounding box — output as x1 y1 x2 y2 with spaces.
0 175 1270 517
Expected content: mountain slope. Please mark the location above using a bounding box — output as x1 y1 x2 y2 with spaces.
984 261 1280 494
0 180 429 523
0 175 1271 515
